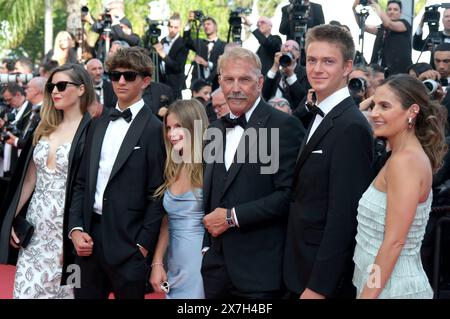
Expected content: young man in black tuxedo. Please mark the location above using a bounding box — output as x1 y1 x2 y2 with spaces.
183 14 226 91
201 47 304 299
284 25 373 299
153 13 189 100
68 47 165 299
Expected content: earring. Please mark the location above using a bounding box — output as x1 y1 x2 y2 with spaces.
408 117 413 129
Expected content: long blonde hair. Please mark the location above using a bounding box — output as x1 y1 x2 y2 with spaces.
52 31 74 66
33 64 95 145
154 99 209 198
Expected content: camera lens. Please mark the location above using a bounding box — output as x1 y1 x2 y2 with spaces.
348 78 366 93
423 79 438 94
360 0 368 6
279 53 293 67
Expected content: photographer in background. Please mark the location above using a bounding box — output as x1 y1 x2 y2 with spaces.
83 0 140 61
352 0 412 75
153 13 189 100
183 12 226 91
262 40 309 111
413 6 450 57
0 84 32 177
243 16 282 75
348 64 373 105
279 0 324 42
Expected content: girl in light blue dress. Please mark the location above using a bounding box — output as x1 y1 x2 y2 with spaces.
150 99 209 299
353 74 447 299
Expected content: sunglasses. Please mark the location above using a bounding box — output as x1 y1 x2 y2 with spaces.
46 81 80 93
108 71 145 82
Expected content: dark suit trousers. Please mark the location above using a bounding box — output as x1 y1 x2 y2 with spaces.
201 242 284 299
74 215 147 299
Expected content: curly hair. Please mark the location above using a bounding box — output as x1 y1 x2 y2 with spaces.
382 74 447 171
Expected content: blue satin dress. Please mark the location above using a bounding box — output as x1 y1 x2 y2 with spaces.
163 188 205 299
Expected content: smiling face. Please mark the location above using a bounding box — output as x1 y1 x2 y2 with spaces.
166 112 187 153
306 41 352 102
370 84 419 138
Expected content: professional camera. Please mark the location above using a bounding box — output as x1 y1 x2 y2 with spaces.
423 79 439 94
193 10 205 22
228 7 251 43
144 18 162 46
288 0 310 47
0 73 33 85
348 77 367 95
98 8 112 30
280 52 294 67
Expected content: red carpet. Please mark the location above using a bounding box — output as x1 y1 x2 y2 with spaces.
0 265 164 299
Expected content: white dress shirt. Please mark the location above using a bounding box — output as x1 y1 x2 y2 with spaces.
161 33 179 74
93 100 144 215
224 97 260 170
307 87 350 143
224 97 260 227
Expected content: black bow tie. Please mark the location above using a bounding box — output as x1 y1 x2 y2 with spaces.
222 114 247 129
162 38 171 45
109 108 132 123
306 102 325 118
207 40 215 45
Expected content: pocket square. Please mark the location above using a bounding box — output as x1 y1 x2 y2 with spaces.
133 146 141 150
312 150 323 154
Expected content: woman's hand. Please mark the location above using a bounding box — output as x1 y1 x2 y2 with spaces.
10 227 20 248
150 264 168 293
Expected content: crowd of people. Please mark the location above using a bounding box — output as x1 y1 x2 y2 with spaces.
1 0 450 300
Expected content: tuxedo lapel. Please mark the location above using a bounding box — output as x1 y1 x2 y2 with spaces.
89 112 110 195
295 97 353 172
108 106 151 183
204 120 225 213
222 102 270 195
67 113 90 179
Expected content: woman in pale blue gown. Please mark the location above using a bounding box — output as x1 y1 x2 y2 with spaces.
353 74 447 299
150 99 209 299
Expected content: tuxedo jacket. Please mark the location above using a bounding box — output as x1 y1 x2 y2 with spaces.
262 64 310 110
284 96 373 298
253 30 282 75
183 29 226 90
202 100 305 292
67 106 165 279
279 3 325 40
8 102 32 174
0 113 91 266
102 82 174 118
158 36 189 99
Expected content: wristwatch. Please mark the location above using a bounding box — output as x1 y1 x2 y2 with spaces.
226 208 236 227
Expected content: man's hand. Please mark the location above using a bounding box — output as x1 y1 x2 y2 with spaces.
153 43 166 58
120 23 132 35
417 69 441 81
194 55 208 67
71 230 94 257
300 288 326 299
269 52 282 73
203 207 229 237
188 11 195 22
0 118 5 129
5 133 18 146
